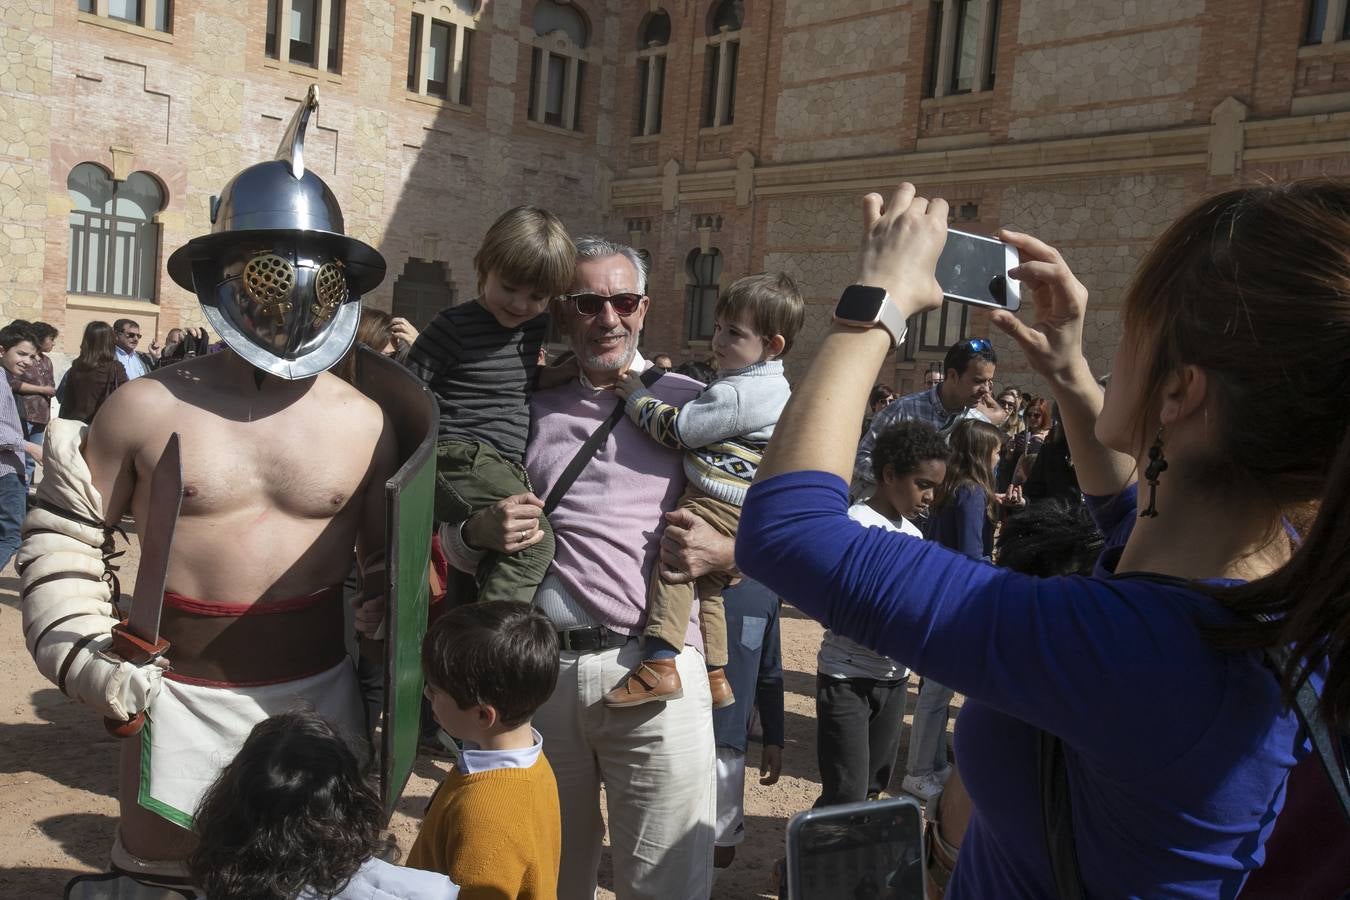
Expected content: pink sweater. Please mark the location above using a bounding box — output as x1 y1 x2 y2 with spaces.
526 369 704 643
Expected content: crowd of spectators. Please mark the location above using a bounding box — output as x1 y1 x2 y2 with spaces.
18 176 1350 900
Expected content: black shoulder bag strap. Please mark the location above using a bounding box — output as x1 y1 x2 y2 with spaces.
542 367 664 517
1266 645 1350 823
1039 729 1086 900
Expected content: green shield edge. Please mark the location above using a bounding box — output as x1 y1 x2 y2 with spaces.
353 346 438 823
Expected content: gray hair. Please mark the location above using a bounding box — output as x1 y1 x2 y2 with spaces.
574 235 648 295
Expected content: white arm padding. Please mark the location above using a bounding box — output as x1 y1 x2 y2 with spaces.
17 419 161 721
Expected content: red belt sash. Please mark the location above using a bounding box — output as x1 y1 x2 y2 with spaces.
159 585 347 687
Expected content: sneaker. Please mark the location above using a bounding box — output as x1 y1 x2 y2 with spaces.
603 658 683 707
707 667 736 710
901 772 944 803
934 764 954 785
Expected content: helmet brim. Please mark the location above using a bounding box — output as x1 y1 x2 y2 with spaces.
166 229 385 296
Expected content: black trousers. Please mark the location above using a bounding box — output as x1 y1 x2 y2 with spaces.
814 672 910 807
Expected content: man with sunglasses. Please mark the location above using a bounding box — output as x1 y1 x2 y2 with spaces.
112 318 161 381
443 236 728 900
853 337 1006 499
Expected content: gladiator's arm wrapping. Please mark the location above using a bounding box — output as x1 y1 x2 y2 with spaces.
17 419 162 721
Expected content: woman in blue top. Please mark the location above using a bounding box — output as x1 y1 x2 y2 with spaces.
737 180 1348 898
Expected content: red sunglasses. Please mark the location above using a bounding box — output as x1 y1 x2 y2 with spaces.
565 292 643 317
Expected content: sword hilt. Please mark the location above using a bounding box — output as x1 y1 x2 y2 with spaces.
103 622 170 739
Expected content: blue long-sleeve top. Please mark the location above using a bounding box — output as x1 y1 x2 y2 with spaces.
927 483 993 560
737 470 1308 899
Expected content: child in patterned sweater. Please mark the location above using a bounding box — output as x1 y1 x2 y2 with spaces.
604 273 804 709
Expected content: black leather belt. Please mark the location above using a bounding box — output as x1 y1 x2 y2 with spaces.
556 625 631 654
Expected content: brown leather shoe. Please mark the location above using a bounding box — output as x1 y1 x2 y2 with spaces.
604 658 683 707
708 667 736 710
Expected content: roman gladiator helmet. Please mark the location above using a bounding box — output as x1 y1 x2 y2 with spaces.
167 85 385 379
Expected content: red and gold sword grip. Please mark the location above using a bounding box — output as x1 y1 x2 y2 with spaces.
103 432 184 738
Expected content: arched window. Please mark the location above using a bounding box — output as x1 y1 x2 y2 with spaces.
703 1 742 128
67 164 165 301
684 247 723 342
529 1 590 131
407 0 481 104
391 258 457 330
635 11 671 136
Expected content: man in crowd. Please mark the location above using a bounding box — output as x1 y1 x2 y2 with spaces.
443 236 729 900
112 318 160 380
854 338 1004 498
924 367 943 389
652 352 674 371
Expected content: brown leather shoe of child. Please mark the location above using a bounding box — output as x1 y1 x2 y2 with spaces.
708 667 736 710
603 658 683 707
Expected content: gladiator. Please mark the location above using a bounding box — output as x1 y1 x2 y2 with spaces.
16 87 426 890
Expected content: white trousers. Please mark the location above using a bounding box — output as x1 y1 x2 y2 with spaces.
534 640 716 900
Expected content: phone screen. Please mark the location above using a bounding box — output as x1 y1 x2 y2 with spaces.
788 798 924 900
936 228 1020 311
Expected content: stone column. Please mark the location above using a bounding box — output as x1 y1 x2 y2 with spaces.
713 29 735 126
532 48 550 121
562 55 580 130
934 0 957 98
643 54 663 135
315 0 332 73
448 23 467 104
972 0 994 92
1322 0 1347 44
279 0 294 64
418 13 435 95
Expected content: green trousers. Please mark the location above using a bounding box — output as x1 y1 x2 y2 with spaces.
435 439 555 605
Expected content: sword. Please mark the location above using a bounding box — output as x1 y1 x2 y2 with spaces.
105 433 184 738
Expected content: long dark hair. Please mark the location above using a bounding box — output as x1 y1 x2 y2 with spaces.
188 712 382 900
74 321 116 370
935 419 1002 520
1119 179 1350 730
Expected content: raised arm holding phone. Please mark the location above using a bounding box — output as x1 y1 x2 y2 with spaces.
738 180 1350 897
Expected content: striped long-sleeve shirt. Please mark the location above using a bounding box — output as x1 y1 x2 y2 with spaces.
404 300 547 462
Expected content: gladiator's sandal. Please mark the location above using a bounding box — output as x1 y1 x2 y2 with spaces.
18 419 162 721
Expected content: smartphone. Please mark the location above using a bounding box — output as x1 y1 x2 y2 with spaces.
785 796 925 900
936 228 1020 312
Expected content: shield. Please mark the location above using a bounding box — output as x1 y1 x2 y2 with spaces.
353 345 438 821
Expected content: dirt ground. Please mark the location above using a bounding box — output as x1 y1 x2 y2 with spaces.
0 531 951 899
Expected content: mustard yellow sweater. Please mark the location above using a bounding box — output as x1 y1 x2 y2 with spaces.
406 754 561 900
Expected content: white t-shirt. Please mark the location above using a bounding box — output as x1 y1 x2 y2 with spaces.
815 503 920 680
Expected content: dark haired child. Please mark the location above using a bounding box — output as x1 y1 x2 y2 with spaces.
407 601 562 899
815 421 949 807
605 272 805 710
190 711 456 900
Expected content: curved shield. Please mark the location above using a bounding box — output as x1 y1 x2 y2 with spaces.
353 346 438 821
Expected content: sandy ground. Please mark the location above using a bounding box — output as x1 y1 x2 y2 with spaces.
0 530 952 899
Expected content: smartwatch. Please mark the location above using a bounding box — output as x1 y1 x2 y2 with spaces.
832 284 908 349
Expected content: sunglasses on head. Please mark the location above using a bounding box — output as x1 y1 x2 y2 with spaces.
565 292 643 317
963 338 992 353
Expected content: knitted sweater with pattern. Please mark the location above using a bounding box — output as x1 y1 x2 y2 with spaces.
624 359 790 505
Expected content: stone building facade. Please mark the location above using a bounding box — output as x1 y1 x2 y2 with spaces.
4 0 1350 392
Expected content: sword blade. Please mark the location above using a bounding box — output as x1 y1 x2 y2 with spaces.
125 433 184 643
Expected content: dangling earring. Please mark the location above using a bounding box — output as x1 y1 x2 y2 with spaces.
1140 428 1168 518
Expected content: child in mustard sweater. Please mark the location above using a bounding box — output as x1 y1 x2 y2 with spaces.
407 601 562 899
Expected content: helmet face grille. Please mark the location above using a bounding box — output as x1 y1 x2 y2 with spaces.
312 261 349 321
243 253 296 324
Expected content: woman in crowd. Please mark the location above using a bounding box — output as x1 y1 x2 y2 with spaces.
335 308 421 384
190 711 457 900
738 180 1345 897
901 419 1000 802
58 321 126 424
999 396 1050 490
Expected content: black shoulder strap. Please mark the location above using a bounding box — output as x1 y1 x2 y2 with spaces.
1266 646 1350 823
1039 729 1086 900
542 367 664 517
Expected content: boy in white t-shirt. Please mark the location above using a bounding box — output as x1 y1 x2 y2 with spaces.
814 420 951 807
